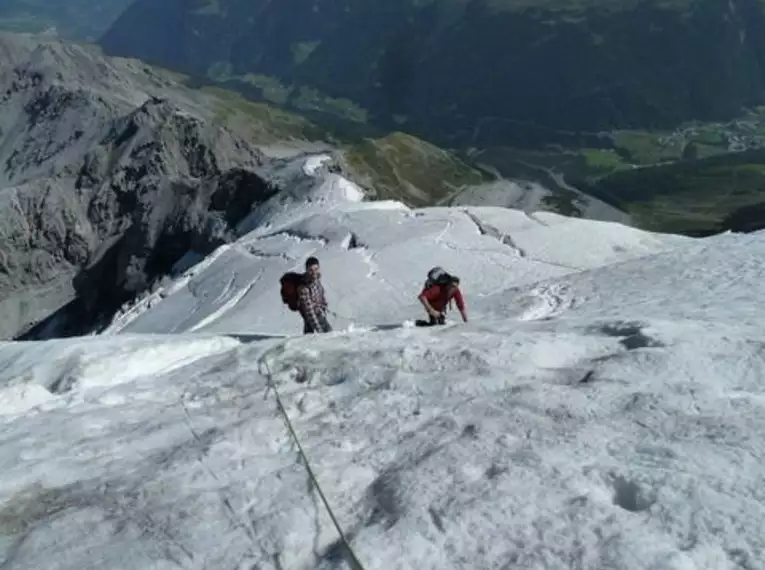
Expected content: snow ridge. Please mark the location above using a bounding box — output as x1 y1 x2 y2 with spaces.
462 208 589 272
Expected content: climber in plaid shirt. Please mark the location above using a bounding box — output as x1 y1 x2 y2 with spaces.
297 256 332 334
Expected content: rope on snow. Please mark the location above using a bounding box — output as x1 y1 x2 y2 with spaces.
258 348 367 570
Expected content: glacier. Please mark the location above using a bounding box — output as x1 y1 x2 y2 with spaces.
0 153 763 570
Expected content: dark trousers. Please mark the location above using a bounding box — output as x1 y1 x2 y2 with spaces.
301 311 332 334
416 314 446 327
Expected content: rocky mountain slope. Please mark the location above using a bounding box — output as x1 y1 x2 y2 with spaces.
0 32 295 340
0 0 134 41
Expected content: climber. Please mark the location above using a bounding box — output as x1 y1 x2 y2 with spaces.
417 270 468 326
297 256 332 334
280 256 332 334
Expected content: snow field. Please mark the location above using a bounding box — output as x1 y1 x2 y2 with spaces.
104 153 690 337
0 153 763 569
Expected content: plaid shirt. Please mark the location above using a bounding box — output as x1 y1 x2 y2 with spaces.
297 278 329 331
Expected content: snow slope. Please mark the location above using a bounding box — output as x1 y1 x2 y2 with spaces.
101 153 690 337
1 155 763 569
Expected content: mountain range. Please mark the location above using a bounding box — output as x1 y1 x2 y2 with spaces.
4 1 765 235
100 0 765 146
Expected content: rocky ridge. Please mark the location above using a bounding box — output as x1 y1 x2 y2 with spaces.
0 32 326 339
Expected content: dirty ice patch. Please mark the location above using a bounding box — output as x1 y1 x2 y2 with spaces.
314 173 366 204
302 154 332 175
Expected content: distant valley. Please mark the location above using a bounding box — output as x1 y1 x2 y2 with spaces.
97 0 765 235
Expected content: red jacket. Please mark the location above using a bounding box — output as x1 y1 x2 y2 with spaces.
420 284 465 313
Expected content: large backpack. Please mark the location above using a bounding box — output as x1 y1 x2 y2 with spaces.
280 272 305 311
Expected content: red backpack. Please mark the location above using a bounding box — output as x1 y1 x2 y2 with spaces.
280 272 304 311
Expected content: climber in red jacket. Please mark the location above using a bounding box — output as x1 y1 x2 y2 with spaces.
418 272 468 326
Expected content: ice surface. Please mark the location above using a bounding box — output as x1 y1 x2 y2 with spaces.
101 155 690 337
0 154 763 569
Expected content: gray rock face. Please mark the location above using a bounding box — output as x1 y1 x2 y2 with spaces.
0 32 288 339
